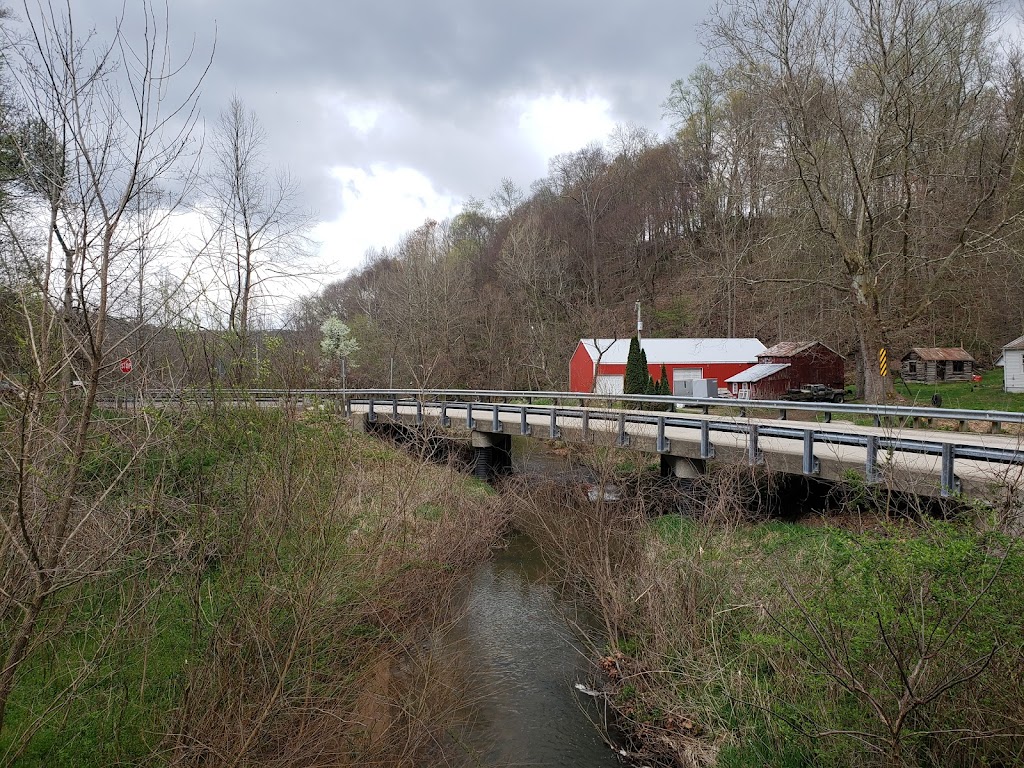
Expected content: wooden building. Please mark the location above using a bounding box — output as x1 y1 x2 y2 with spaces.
900 348 975 384
725 341 845 399
998 335 1024 393
570 338 765 394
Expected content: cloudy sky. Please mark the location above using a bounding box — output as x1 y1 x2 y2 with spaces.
69 0 715 284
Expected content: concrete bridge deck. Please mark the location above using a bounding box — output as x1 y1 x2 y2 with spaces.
349 400 1024 500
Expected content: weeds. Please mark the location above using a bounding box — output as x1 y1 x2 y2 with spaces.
1 407 508 767
513 454 1024 768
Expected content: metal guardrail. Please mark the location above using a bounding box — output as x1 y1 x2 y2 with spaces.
123 387 1024 428
104 387 1024 497
335 390 1024 499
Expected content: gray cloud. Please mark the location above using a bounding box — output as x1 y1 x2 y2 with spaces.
64 0 713 239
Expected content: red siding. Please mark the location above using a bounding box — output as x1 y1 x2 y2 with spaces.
572 359 752 392
745 373 791 400
759 343 844 390
569 342 765 393
569 342 595 392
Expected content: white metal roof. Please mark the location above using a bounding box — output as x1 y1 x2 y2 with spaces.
725 363 790 383
580 338 766 365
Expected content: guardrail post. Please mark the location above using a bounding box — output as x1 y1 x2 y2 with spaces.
441 403 451 428
779 408 787 421
415 400 423 426
492 404 502 433
616 413 630 447
657 416 671 453
520 406 531 436
467 402 475 430
700 420 715 459
391 397 399 418
748 424 762 465
549 408 561 439
874 414 881 428
941 444 960 498
581 410 590 440
344 397 352 417
865 436 878 483
990 421 1002 434
823 411 832 423
802 430 820 476
958 420 967 433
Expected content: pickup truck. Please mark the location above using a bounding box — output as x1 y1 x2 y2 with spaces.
780 384 846 403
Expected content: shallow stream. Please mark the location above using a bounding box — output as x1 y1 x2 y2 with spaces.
453 533 621 767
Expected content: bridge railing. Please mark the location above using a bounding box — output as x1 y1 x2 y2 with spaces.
304 388 1024 430
103 387 1024 497
339 390 1024 498
113 386 1024 431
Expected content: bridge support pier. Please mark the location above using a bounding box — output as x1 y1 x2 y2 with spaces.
471 431 512 481
660 455 705 480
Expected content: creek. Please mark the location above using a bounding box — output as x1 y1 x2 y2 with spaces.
445 442 622 767
452 533 621 767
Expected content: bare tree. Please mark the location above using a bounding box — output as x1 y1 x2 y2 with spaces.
0 0 208 734
708 0 1024 401
203 97 315 383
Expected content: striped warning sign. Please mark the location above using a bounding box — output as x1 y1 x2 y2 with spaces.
879 348 888 377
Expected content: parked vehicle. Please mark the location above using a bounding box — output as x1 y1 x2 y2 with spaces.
780 384 846 403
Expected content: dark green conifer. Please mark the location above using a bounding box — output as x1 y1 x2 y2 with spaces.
624 336 646 394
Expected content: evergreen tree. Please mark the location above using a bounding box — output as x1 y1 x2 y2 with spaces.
624 336 645 394
659 364 670 396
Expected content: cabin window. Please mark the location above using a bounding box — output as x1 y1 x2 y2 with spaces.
908 361 917 374
952 361 964 374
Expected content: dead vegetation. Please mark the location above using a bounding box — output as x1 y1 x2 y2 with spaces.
508 449 1024 768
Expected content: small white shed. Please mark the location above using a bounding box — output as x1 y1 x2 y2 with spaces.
1001 335 1024 393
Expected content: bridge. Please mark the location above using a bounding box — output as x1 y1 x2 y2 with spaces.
333 389 1024 501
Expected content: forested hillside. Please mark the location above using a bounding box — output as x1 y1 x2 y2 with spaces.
295 0 1024 401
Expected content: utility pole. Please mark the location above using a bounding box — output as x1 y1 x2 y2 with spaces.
635 300 643 343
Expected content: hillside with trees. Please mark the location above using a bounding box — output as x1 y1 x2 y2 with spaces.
295 0 1024 402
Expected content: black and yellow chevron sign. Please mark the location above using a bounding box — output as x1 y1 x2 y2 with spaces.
879 348 889 377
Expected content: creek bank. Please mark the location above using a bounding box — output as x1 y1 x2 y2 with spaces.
507 451 1024 768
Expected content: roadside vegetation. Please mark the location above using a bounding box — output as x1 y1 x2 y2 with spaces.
0 406 505 767
511 451 1024 768
894 369 1024 413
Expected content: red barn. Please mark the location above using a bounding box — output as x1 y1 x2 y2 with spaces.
570 338 766 394
725 341 845 399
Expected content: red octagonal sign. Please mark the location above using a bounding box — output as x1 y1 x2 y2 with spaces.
120 358 133 374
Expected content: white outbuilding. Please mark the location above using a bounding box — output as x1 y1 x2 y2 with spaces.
999 335 1024 393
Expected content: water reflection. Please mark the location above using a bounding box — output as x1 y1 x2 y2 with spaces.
455 535 620 767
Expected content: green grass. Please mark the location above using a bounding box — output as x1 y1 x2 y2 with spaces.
1 584 196 767
639 517 1024 767
2 406 499 766
893 367 1024 412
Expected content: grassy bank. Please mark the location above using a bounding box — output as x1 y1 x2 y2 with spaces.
893 368 1024 412
0 407 505 767
510 456 1024 768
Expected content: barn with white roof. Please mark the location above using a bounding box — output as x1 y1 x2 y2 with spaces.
569 338 766 394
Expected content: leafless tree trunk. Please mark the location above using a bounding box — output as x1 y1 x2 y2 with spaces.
709 0 1024 401
0 0 208 733
203 97 315 385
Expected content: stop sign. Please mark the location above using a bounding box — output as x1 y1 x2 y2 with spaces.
120 358 133 374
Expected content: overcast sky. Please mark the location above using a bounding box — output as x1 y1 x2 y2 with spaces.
67 1 714 285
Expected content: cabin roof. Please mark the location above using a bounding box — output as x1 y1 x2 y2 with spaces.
903 347 974 362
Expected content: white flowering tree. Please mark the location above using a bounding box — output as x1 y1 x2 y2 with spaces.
320 315 359 389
